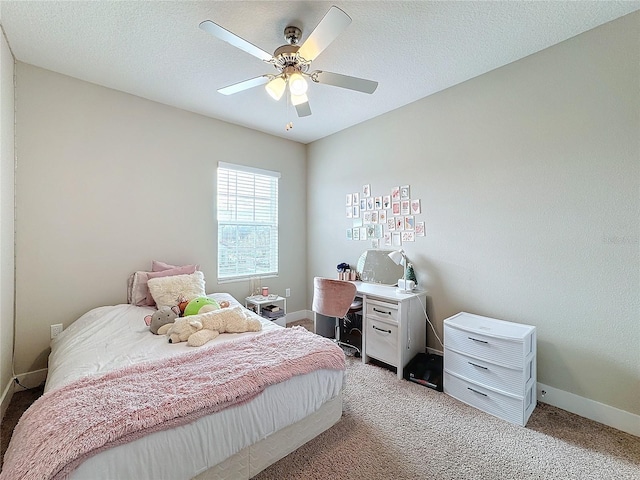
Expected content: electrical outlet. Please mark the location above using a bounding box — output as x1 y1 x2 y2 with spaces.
285 288 291 297
50 323 63 339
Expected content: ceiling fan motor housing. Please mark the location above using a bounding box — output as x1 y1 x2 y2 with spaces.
273 44 309 74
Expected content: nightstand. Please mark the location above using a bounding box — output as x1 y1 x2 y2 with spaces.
245 295 287 325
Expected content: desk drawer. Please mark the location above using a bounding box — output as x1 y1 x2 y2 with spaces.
444 349 533 396
445 325 526 368
366 318 398 366
366 299 398 323
444 372 532 426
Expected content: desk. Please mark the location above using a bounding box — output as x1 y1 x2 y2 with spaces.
314 281 427 379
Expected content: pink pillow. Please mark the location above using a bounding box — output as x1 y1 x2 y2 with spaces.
152 260 178 272
152 261 199 273
129 265 198 307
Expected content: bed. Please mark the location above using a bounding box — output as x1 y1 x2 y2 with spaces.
2 293 345 480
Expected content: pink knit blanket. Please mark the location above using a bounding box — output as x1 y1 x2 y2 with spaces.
1 327 345 480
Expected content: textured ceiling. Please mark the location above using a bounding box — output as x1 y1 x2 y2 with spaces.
1 1 638 144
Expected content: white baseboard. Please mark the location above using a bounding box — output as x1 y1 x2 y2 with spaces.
15 368 47 389
537 382 639 437
284 309 311 324
1 369 48 420
1 377 15 420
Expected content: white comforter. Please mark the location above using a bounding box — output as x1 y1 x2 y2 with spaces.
45 294 344 480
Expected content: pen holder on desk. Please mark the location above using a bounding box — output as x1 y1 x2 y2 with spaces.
338 270 356 281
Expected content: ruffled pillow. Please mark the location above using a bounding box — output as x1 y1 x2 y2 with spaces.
147 271 206 309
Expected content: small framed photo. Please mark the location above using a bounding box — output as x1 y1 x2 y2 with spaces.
371 238 379 248
352 228 360 240
363 211 372 223
392 232 402 246
367 197 375 210
374 196 382 210
411 199 421 215
383 232 392 246
353 218 363 228
402 231 415 242
400 200 410 216
405 215 415 231
371 211 378 224
346 193 352 206
391 186 400 201
379 210 387 224
360 227 367 240
353 192 359 204
346 207 353 218
360 198 366 211
375 224 383 238
363 184 371 197
352 205 360 218
387 217 395 231
383 195 391 209
366 225 375 238
346 228 353 240
416 221 425 236
400 185 410 200
392 202 401 216
395 217 404 231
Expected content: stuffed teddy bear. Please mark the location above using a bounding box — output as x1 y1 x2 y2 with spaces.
167 306 261 347
144 305 180 335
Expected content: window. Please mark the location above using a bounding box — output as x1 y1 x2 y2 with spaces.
217 162 280 282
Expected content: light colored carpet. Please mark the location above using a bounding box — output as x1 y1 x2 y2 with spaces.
254 357 640 480
286 319 314 332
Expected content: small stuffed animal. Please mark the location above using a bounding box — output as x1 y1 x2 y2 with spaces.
183 296 230 316
167 306 261 347
144 306 180 335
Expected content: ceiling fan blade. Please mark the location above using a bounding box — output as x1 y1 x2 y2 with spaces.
218 75 270 95
199 20 273 62
312 71 378 94
297 6 351 62
295 100 312 117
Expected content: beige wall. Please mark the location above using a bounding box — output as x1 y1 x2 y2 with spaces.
307 12 639 415
14 64 306 374
0 23 15 414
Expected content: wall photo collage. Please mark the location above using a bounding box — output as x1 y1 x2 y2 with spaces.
346 184 425 248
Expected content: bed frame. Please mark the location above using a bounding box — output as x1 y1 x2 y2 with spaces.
195 392 343 479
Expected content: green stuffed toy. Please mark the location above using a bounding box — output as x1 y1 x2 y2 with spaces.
183 296 221 316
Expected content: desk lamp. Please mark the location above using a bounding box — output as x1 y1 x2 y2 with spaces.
388 249 413 293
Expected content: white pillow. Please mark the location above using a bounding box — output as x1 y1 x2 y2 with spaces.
147 271 206 309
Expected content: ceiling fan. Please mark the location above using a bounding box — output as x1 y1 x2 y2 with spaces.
199 5 378 118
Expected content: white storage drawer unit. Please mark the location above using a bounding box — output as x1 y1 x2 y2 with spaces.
362 294 426 379
443 312 537 426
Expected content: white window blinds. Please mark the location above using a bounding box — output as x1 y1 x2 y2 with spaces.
217 162 280 281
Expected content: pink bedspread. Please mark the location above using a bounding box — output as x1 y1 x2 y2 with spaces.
1 327 345 480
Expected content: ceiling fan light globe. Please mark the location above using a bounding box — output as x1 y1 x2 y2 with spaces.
288 73 308 95
290 92 309 106
265 76 286 101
